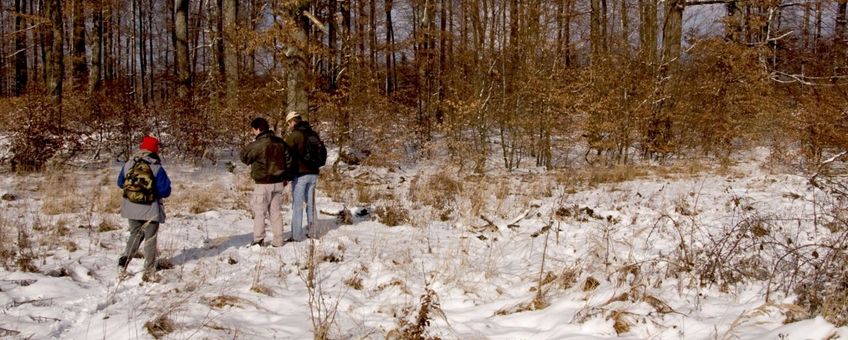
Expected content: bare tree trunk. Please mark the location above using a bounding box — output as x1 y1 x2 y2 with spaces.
802 2 810 49
105 1 114 81
725 1 742 42
837 0 847 64
284 2 310 116
639 0 656 63
385 0 395 94
176 0 191 97
815 0 822 48
147 0 155 101
662 0 682 63
370 0 377 71
621 0 628 50
591 0 603 64
90 0 103 92
14 0 27 95
133 0 145 103
437 0 447 124
215 0 225 86
45 0 63 100
223 0 238 104
357 0 366 62
72 0 88 91
327 0 337 90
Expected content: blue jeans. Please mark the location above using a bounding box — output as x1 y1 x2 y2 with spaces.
291 174 318 241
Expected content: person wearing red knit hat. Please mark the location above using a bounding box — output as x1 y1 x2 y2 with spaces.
116 135 172 282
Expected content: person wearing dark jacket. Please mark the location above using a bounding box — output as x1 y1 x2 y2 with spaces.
284 111 319 241
240 117 292 247
116 135 172 283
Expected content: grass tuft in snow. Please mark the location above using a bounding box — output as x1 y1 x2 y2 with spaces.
144 315 176 339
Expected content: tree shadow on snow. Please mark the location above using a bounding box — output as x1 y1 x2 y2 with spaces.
307 218 342 239
170 232 253 266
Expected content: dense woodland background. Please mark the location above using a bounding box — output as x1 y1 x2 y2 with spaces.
0 0 846 171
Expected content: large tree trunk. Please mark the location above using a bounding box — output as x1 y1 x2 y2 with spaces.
639 0 657 63
175 0 191 98
662 0 683 63
90 0 103 92
72 0 88 91
14 0 27 95
590 0 603 65
223 0 238 105
284 2 310 116
45 0 63 101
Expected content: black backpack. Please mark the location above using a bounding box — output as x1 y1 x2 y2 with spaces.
123 158 156 204
300 128 327 168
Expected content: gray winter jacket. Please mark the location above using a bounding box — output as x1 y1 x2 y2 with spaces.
117 151 172 223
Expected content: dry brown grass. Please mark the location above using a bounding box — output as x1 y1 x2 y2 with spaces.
611 310 633 335
0 215 16 269
40 171 85 215
169 183 230 214
375 204 410 227
201 295 244 309
344 275 364 290
822 286 848 326
409 172 462 211
144 315 176 339
582 276 600 292
97 218 121 232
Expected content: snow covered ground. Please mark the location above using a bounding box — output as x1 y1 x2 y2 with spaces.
1 149 847 339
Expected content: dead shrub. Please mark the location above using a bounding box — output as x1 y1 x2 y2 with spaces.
611 310 632 335
97 219 121 232
409 173 462 212
584 165 648 186
144 315 176 339
201 295 244 309
389 287 441 340
375 204 409 227
820 287 848 326
557 266 581 290
582 277 600 292
344 275 364 290
251 283 273 296
0 97 63 172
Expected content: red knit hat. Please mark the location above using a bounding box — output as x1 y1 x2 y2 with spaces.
140 136 160 153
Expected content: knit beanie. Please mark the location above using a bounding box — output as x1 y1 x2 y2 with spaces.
140 136 160 153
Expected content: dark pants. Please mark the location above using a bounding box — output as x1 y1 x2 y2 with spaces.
122 219 159 273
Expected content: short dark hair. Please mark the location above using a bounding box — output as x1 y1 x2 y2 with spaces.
250 117 269 131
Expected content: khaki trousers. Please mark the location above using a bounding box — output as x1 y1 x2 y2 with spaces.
251 182 286 245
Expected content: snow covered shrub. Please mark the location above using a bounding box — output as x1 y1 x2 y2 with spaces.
388 287 441 340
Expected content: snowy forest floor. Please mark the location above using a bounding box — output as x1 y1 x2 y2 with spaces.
1 147 847 339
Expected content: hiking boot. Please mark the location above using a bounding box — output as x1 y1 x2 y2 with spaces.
250 239 264 247
118 256 128 268
142 271 160 283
